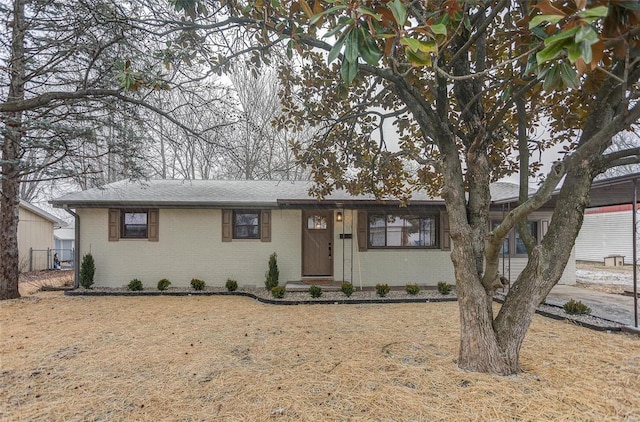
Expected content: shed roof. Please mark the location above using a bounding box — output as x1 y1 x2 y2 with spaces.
50 179 523 208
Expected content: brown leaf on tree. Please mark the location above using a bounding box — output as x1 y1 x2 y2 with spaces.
534 0 567 17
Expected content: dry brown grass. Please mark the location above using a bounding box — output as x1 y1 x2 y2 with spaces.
1 293 639 421
18 270 73 295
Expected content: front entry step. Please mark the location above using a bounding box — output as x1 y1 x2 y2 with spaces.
286 280 342 291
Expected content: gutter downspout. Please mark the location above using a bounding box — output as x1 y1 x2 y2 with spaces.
63 206 80 289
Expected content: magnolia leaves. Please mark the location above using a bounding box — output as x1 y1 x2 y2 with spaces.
317 0 445 84
529 2 609 91
115 60 169 92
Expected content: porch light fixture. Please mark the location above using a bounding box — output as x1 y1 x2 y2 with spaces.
336 211 343 222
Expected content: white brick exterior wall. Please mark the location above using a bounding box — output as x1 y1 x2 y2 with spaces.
78 208 301 288
77 207 575 288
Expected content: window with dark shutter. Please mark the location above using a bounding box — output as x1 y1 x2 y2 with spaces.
357 211 368 251
440 211 451 251
108 209 119 241
261 210 271 242
222 210 232 242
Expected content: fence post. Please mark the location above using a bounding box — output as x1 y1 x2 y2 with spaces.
47 248 51 270
29 247 33 272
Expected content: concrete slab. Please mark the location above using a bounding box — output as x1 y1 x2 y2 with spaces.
545 285 639 327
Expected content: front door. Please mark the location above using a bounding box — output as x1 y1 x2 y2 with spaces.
302 210 333 276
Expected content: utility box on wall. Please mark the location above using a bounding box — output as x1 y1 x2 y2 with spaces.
603 255 625 267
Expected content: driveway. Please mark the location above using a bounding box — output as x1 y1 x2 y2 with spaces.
545 285 638 327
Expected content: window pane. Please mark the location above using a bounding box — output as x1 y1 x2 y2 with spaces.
491 221 509 255
234 212 260 239
369 216 385 246
385 215 404 247
307 215 327 229
123 212 147 238
236 213 259 226
236 226 249 238
125 213 147 225
515 222 538 255
405 217 421 246
421 217 437 247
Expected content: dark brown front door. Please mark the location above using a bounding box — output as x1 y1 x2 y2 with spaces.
302 210 333 276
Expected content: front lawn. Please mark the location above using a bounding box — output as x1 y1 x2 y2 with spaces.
1 293 638 420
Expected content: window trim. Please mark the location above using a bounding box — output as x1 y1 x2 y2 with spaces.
120 209 149 239
232 210 261 240
109 208 158 241
367 212 439 249
222 209 271 242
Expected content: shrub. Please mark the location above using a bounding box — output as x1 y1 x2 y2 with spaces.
563 299 591 315
437 282 453 295
190 278 206 291
265 252 279 290
375 283 390 297
157 278 171 291
225 279 238 292
79 253 95 289
128 278 143 291
271 285 286 299
309 285 322 298
406 284 420 295
341 282 355 297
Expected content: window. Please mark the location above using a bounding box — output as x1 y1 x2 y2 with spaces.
108 209 158 242
491 221 510 255
515 221 538 255
307 215 327 230
233 211 260 239
491 220 539 256
368 214 437 248
222 210 270 242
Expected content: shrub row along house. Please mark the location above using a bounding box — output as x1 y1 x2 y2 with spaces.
50 179 575 289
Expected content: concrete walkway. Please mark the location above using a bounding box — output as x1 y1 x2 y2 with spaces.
545 285 639 327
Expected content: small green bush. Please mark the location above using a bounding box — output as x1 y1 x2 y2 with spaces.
79 253 95 289
563 299 591 315
406 284 420 295
157 278 171 291
265 252 279 290
128 278 143 291
225 279 238 292
437 281 453 295
341 282 355 297
309 285 322 298
271 285 286 299
191 278 206 291
375 283 390 297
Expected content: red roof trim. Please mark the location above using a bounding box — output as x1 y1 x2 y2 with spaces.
585 204 640 214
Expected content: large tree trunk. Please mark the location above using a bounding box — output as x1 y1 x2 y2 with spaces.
1 0 26 300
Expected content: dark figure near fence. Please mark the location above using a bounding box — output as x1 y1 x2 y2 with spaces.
53 253 60 270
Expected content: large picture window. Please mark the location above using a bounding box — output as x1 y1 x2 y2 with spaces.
369 214 437 248
121 211 148 239
233 211 260 239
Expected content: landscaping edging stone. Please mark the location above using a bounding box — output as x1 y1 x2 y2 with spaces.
64 288 458 305
493 296 625 332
